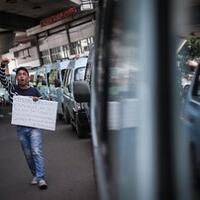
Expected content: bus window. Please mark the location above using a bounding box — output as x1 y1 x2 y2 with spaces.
90 1 196 200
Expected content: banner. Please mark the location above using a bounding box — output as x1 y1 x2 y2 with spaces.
11 96 58 131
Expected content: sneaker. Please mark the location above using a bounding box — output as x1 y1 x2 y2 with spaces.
38 180 48 190
30 177 37 185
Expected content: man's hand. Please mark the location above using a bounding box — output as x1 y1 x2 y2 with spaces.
32 96 41 102
0 59 9 68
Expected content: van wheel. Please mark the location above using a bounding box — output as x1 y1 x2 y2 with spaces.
58 113 63 120
63 107 70 124
190 144 200 189
75 115 87 138
76 119 84 138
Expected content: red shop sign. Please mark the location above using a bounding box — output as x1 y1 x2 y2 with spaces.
40 7 78 27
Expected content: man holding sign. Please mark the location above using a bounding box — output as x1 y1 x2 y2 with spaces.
0 60 48 190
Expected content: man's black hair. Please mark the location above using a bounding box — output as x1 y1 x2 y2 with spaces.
16 67 29 75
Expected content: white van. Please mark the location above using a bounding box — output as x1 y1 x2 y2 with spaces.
62 57 89 137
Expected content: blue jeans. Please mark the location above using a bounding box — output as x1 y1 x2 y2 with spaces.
16 126 45 181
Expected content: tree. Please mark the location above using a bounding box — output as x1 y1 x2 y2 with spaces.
178 37 200 75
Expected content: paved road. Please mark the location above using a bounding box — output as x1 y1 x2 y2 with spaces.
0 105 98 200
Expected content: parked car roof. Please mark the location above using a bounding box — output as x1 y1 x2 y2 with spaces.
74 57 88 68
59 59 70 70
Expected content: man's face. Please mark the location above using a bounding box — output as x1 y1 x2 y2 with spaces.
16 70 29 87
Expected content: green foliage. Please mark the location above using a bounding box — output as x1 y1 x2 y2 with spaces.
178 37 200 76
187 37 200 59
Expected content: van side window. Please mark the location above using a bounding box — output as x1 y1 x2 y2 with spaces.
67 70 72 86
65 69 72 91
61 69 65 81
75 67 85 81
63 69 68 87
192 68 200 101
196 74 200 96
48 68 60 86
85 63 92 85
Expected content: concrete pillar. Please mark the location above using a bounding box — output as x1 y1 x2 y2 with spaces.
0 31 15 55
35 35 43 66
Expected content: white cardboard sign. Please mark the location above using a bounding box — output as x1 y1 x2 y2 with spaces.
11 96 58 131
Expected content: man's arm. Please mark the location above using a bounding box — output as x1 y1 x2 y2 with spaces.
0 61 16 102
0 61 10 89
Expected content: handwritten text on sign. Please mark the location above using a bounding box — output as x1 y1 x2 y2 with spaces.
11 96 58 131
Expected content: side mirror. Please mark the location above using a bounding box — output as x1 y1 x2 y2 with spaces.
73 81 90 103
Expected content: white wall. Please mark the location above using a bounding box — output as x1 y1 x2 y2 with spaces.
39 31 69 51
69 21 95 42
1 52 17 74
39 21 95 51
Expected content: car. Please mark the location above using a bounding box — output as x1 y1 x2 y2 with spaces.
73 45 95 136
182 63 200 186
0 86 9 105
62 57 89 138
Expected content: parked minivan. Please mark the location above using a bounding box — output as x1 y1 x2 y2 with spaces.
73 44 95 125
62 57 89 138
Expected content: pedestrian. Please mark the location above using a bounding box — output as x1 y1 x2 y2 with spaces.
0 59 48 190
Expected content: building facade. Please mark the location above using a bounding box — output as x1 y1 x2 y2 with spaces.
3 5 96 74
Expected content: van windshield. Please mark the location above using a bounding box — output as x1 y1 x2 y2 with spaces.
74 67 86 81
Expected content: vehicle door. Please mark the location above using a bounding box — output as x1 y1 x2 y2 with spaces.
69 66 86 122
83 46 95 120
63 68 73 111
58 59 70 87
184 65 200 160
